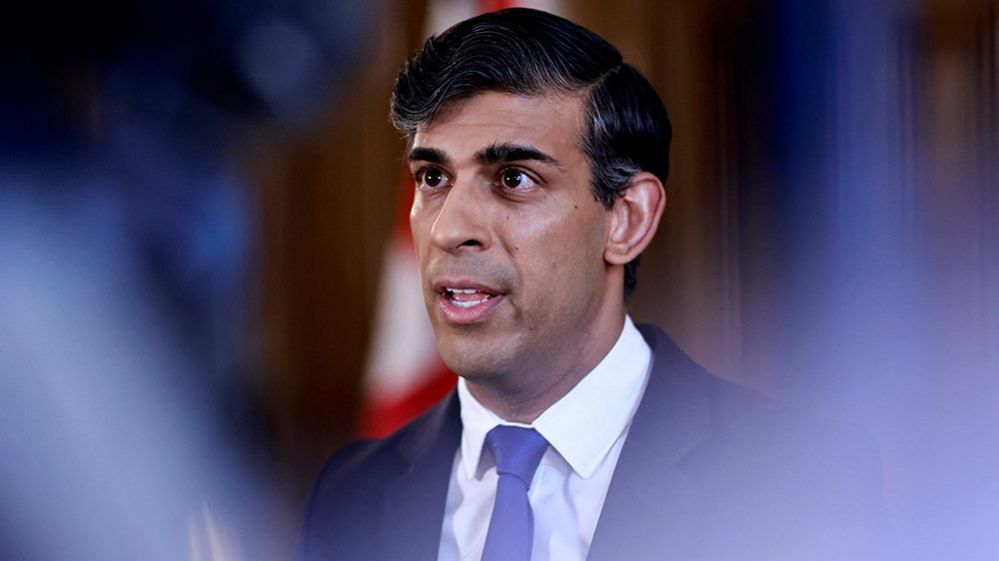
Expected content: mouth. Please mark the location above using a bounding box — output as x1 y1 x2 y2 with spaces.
434 281 505 325
443 287 497 308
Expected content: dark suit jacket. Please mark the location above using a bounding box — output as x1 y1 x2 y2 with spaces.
297 325 896 561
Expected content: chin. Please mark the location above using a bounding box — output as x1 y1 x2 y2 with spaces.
437 342 493 379
435 330 513 380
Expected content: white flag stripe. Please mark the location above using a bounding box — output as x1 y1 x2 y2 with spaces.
363 235 441 403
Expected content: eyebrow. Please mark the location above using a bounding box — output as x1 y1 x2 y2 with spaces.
476 143 563 170
406 143 564 171
407 147 450 165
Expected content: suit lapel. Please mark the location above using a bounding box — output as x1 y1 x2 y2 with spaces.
381 392 462 561
586 325 713 561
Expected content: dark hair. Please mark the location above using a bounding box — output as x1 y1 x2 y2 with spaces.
390 8 671 297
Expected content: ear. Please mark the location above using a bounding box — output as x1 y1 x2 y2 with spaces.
604 172 666 266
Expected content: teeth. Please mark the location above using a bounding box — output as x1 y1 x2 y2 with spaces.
442 286 496 308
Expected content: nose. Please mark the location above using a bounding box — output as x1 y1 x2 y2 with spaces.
429 179 491 254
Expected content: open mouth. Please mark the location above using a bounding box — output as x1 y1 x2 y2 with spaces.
436 285 505 324
442 287 498 308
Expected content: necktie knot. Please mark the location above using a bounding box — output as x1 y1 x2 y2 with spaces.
485 425 548 487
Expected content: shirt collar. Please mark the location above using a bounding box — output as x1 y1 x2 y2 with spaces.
457 316 652 480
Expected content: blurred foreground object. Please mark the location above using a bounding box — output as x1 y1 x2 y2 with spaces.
0 0 373 559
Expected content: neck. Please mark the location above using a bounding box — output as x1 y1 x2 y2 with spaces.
465 310 627 423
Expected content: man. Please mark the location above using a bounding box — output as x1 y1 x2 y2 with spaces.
297 8 893 561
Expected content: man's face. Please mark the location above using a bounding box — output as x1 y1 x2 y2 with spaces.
408 91 618 388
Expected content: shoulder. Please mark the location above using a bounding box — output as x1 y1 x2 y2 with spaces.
304 396 454 508
305 438 396 503
295 433 400 561
636 325 894 558
637 322 881 480
297 395 459 561
701 382 895 559
702 374 883 492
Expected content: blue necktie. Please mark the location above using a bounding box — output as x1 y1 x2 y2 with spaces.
480 425 549 561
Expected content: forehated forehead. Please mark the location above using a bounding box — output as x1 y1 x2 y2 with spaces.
412 91 587 158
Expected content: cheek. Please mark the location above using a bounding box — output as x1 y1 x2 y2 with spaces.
512 210 606 300
409 201 436 256
409 198 429 237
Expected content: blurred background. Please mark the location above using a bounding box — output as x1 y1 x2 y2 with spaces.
1 0 995 559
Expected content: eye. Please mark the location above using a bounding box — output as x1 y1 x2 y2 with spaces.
415 167 450 190
498 168 538 190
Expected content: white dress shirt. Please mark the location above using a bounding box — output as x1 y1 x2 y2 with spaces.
436 316 653 561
